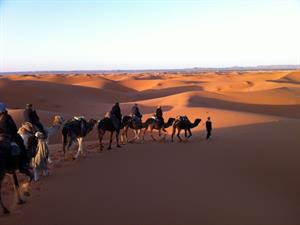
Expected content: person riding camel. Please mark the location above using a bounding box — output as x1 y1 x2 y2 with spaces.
131 103 142 126
155 106 166 132
24 103 46 136
0 103 29 171
110 102 122 130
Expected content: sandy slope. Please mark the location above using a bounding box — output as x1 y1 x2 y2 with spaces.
1 120 300 225
0 71 300 224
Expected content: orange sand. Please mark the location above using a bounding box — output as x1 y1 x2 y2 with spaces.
0 71 300 225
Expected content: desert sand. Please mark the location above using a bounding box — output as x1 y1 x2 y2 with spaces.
0 70 300 225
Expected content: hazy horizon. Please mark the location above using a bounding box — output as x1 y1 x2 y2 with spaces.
1 64 300 74
1 0 300 72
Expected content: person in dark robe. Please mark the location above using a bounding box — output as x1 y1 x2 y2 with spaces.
0 103 29 171
131 103 142 127
110 102 122 130
23 103 45 135
155 106 166 131
206 117 212 139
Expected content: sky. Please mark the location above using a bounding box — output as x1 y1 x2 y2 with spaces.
0 0 300 72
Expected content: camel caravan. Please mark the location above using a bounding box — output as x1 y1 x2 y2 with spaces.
0 102 212 215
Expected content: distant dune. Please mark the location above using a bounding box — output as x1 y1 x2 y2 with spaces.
1 70 300 225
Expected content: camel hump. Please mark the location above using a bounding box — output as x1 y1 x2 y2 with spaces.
74 116 85 121
176 115 188 122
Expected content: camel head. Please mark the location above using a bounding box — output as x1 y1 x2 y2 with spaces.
190 118 201 128
87 119 97 131
18 122 37 135
164 117 176 128
53 115 65 126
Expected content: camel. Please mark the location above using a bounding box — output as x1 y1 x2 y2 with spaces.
120 115 146 143
143 117 175 141
62 117 97 159
0 134 33 214
44 115 65 143
18 115 64 162
171 117 201 142
18 121 58 181
97 116 124 151
44 115 64 162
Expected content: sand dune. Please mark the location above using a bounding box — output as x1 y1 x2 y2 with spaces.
1 71 300 224
272 70 300 84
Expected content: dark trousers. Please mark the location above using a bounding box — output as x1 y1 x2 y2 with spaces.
206 129 211 139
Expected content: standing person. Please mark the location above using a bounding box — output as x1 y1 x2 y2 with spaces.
206 117 212 139
0 103 29 171
131 103 142 126
110 102 122 130
23 103 45 135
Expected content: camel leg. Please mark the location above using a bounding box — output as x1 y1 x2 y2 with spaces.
125 127 129 143
177 129 183 142
125 127 130 144
187 128 192 138
20 168 33 184
0 173 10 214
161 129 167 141
142 127 148 141
120 129 124 144
184 130 187 138
107 132 113 150
98 130 105 152
131 129 138 142
67 137 72 151
150 128 156 141
133 130 137 140
171 127 176 142
79 137 84 155
136 129 141 142
19 168 33 196
158 129 161 137
116 131 121 148
12 172 25 205
62 135 66 160
74 137 83 159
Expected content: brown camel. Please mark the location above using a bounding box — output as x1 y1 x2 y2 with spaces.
120 115 147 143
143 117 175 141
97 116 123 151
171 117 201 142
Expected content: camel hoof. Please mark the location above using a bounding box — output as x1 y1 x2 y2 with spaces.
107 147 112 150
3 208 10 214
18 199 25 205
117 144 121 148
